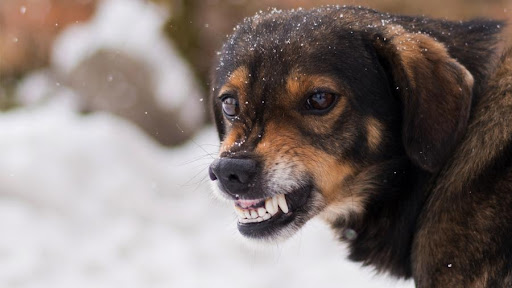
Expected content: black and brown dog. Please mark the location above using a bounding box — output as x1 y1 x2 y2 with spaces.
208 6 512 287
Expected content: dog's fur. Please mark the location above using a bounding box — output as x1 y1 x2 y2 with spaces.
209 6 512 287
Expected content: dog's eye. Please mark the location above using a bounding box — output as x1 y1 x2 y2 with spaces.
305 92 337 113
221 96 240 117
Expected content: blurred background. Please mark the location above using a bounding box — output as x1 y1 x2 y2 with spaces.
0 0 510 287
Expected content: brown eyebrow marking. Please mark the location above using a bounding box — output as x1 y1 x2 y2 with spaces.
366 117 383 152
286 70 342 99
219 66 250 97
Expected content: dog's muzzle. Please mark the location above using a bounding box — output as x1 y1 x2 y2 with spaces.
209 158 258 199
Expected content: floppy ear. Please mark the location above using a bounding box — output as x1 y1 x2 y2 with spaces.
374 26 474 172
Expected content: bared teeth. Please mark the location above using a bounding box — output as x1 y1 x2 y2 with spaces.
235 194 289 223
234 206 245 218
265 198 278 215
277 194 289 214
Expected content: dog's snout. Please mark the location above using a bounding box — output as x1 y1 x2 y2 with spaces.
209 158 258 196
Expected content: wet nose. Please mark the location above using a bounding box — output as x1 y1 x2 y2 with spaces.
209 158 258 197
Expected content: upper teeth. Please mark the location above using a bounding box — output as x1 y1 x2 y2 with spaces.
235 194 289 224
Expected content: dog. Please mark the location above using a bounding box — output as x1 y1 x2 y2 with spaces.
208 6 512 287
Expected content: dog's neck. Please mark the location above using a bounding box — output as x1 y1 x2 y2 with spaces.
328 158 431 278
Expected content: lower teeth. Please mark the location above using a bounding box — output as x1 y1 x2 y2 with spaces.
239 213 272 224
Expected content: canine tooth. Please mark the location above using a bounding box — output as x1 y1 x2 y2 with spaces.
265 198 272 214
265 198 275 215
262 213 271 220
266 198 278 215
272 196 279 213
257 207 266 217
243 210 251 219
250 210 258 219
256 217 264 222
277 194 289 213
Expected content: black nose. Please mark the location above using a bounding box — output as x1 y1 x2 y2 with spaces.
209 158 258 197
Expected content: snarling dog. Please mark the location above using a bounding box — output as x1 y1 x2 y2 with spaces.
208 6 512 287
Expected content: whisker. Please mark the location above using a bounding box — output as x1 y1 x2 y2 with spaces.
191 175 210 193
176 123 216 160
176 154 215 166
180 164 211 187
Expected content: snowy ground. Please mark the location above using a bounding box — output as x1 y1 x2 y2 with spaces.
0 99 414 288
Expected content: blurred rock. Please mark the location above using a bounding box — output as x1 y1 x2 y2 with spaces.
68 49 193 146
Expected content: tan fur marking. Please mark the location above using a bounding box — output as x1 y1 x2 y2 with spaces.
366 117 383 152
320 162 390 223
286 71 341 97
255 121 302 170
285 73 302 99
218 66 249 97
305 155 354 204
219 126 244 155
319 199 366 223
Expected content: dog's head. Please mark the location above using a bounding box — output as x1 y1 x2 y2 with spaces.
208 6 483 241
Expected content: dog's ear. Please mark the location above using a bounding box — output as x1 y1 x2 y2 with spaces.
373 26 474 172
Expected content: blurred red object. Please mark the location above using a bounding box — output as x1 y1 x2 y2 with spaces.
0 0 97 77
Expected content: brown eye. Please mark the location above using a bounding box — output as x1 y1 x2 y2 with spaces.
222 96 239 117
305 92 337 113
